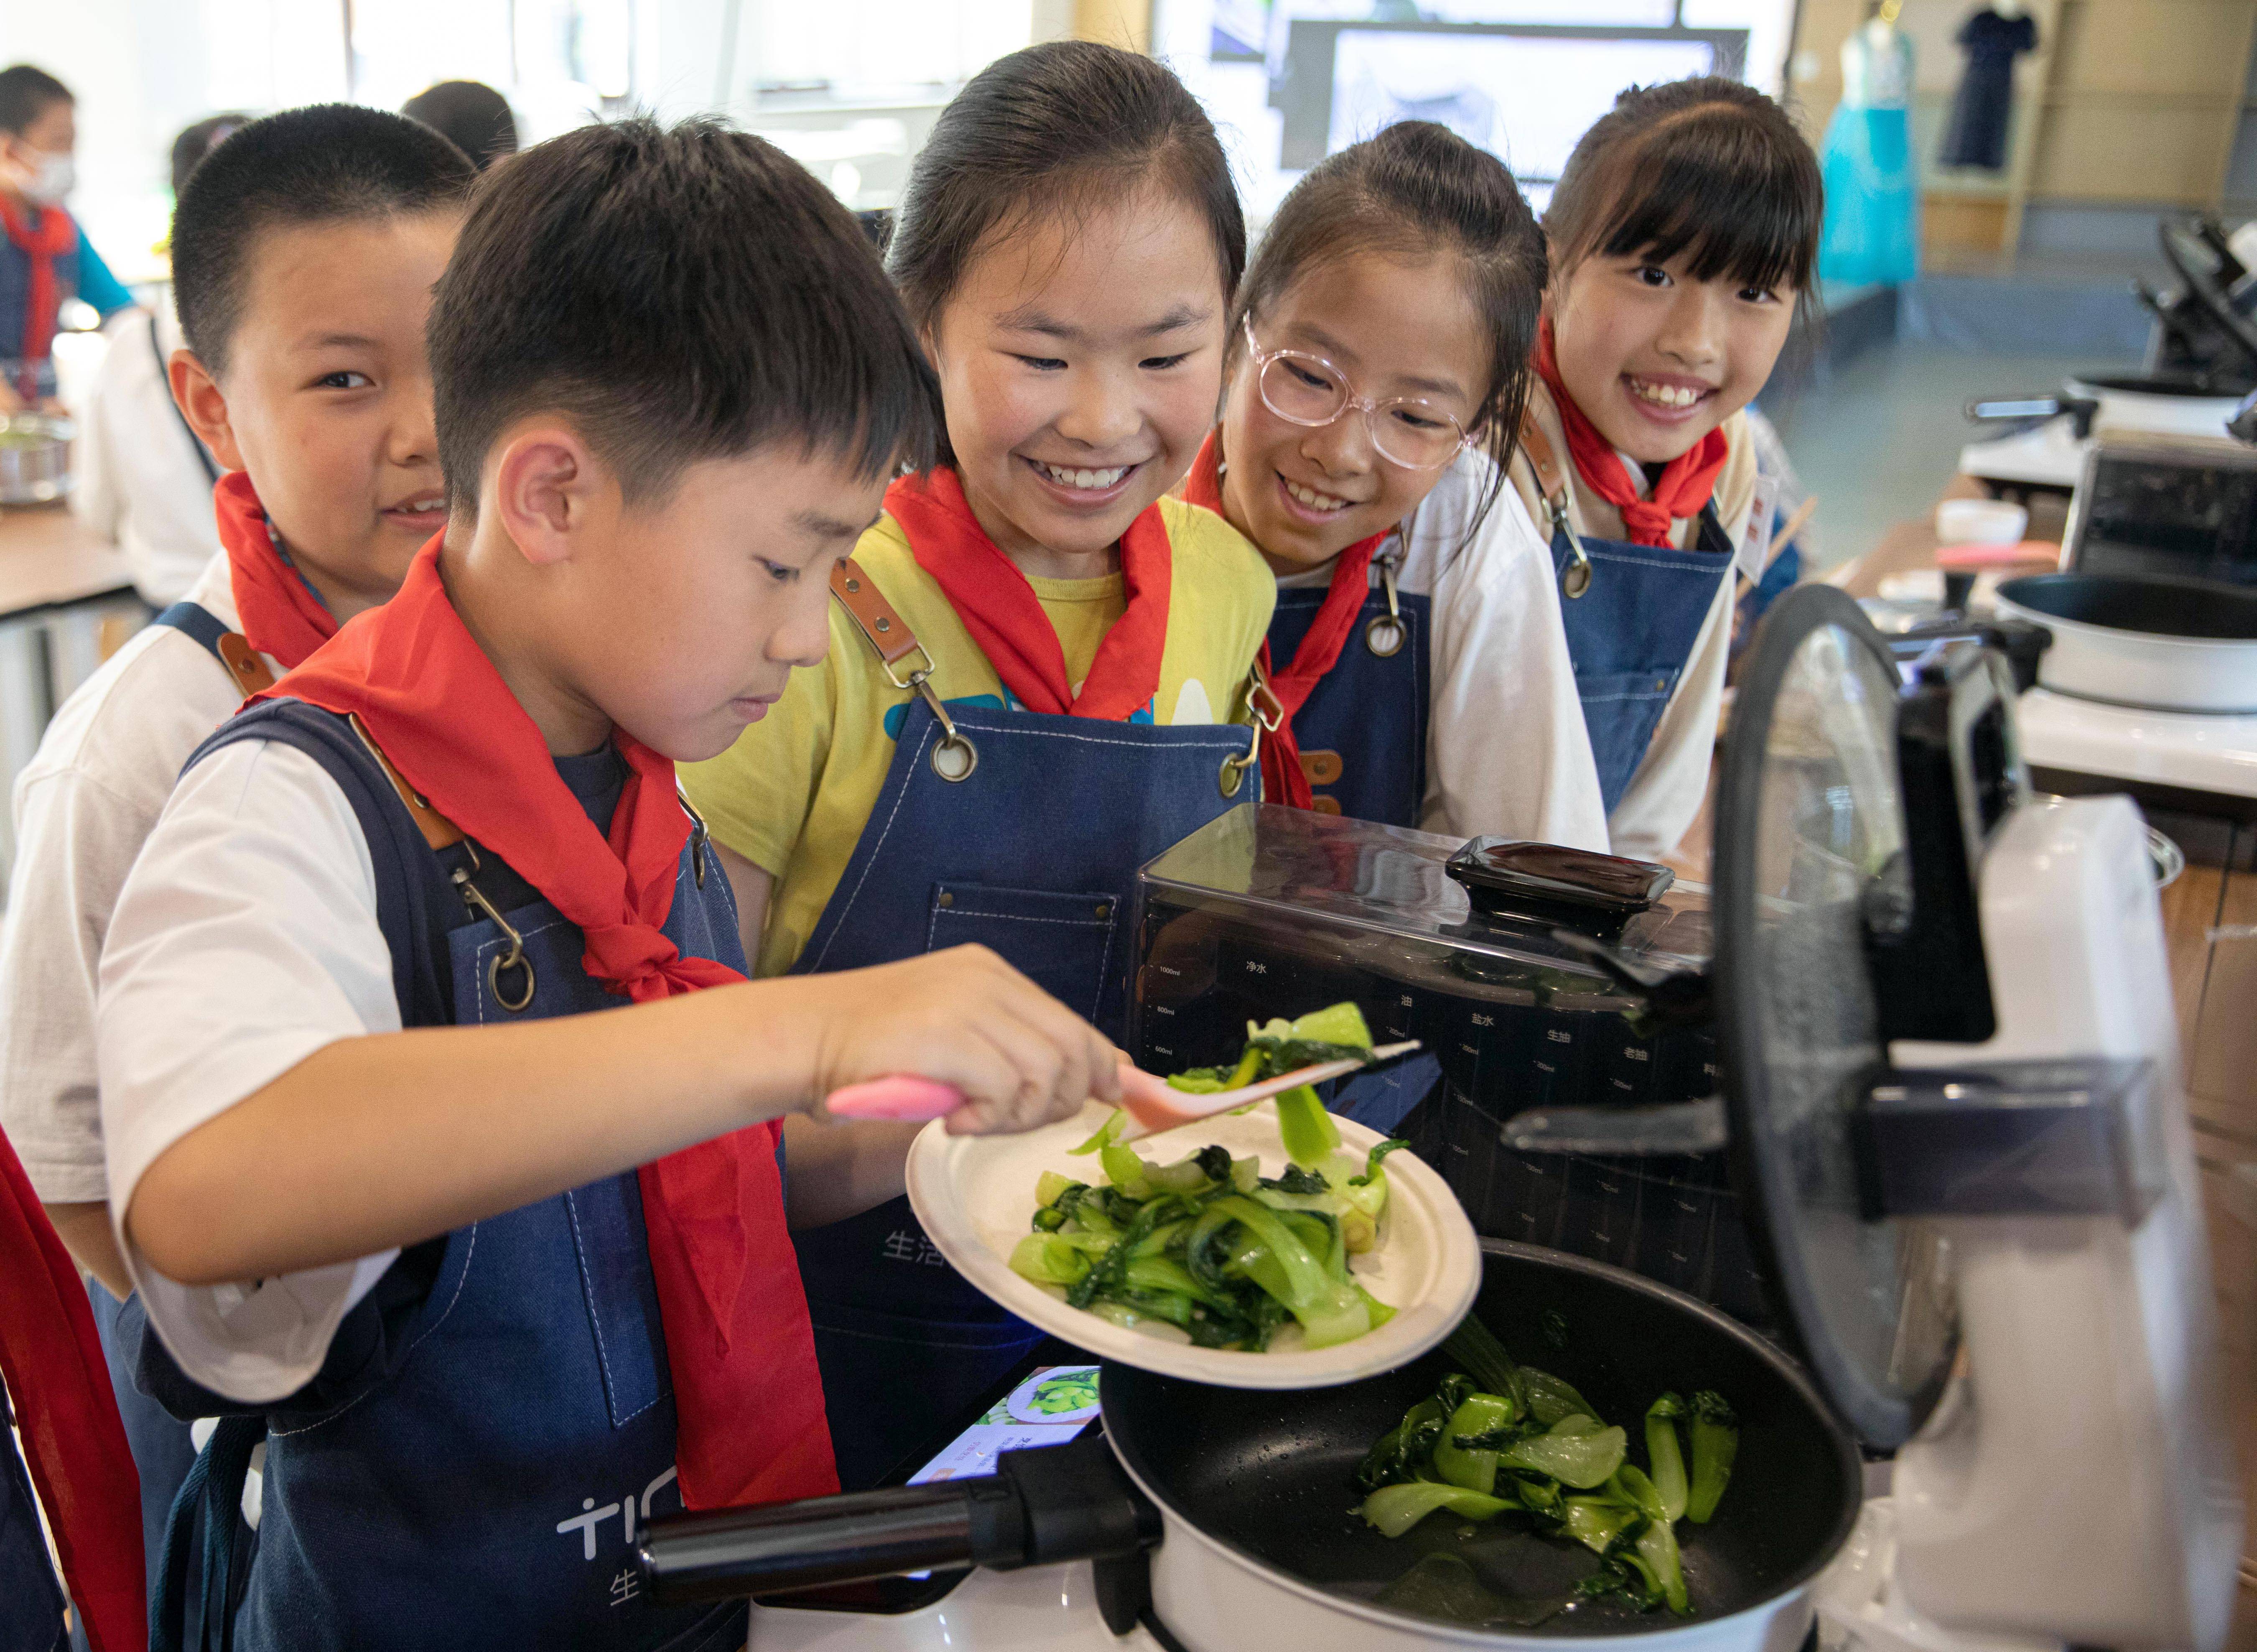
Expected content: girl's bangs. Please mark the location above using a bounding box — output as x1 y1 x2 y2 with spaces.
1591 139 1816 294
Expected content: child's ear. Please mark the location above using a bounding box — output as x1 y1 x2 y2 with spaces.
489 424 609 568
168 351 246 472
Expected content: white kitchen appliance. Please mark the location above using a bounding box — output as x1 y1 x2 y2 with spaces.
639 586 2239 1652
1713 589 2240 1652
1996 433 2257 816
1959 376 2242 495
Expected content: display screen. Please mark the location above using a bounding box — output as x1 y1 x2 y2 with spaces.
1325 30 1717 182
2076 450 2257 587
903 1364 1102 1486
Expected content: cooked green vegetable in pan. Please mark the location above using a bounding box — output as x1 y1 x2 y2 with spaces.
1353 1312 1741 1617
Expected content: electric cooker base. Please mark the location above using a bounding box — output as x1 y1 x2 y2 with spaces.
2013 686 2257 818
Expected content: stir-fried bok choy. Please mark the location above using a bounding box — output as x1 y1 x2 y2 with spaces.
1353 1313 1741 1616
1008 1004 1406 1349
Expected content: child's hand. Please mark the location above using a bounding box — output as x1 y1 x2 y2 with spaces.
808 946 1121 1136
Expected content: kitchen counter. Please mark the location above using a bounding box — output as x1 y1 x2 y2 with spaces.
1827 475 2070 600
0 499 135 619
0 500 146 885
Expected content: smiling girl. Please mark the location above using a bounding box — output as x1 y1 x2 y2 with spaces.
1185 122 1598 843
1515 78 1821 862
682 40 1270 1486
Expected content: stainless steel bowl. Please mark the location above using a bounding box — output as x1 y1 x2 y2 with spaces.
0 412 73 505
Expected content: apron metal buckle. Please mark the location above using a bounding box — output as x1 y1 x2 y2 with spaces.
1553 501 1593 599
1220 673 1276 800
453 855 538 1012
1365 552 1406 658
907 670 977 783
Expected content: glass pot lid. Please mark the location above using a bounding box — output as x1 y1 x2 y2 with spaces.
1713 585 1958 1448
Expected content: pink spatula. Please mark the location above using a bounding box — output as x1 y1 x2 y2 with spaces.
824 1041 1419 1143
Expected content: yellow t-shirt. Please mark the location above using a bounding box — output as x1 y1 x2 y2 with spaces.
682 495 1276 977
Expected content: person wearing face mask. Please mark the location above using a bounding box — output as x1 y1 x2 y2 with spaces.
1509 77 1822 865
0 64 135 410
71 112 250 604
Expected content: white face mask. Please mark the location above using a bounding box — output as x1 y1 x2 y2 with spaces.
10 149 72 206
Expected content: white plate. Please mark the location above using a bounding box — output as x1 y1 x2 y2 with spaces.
905 1099 1481 1389
1004 1364 1102 1425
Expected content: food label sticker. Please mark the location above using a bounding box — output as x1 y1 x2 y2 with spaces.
1737 474 1778 586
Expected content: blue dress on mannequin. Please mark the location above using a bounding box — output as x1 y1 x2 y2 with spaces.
1819 18 1921 287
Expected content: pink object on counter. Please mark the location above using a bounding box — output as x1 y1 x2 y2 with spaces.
1934 539 2059 571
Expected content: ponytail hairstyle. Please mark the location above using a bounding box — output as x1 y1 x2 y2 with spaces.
886 39 1246 466
1228 120 1547 544
1545 76 1821 314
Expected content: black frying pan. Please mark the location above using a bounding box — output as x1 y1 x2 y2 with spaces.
639 1242 1862 1638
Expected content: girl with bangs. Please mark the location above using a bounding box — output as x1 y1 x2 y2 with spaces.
1513 77 1822 862
683 39 1273 1488
1186 122 1598 844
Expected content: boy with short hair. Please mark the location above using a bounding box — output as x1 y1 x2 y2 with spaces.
98 117 1115 1650
0 102 472 1589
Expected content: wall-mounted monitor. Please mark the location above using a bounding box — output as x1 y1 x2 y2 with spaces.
1276 20 1747 181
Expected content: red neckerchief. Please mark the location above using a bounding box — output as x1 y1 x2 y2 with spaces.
0 195 75 363
1533 318 1728 549
885 467 1169 721
262 536 835 1511
212 471 339 668
0 1133 145 1652
1184 432 1385 810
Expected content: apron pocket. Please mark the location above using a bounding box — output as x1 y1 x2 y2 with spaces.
926 881 1121 1025
1574 668 1680 814
564 1175 669 1428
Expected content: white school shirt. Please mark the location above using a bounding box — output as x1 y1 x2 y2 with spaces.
0 553 275 1206
1504 388 1756 864
1272 451 1611 853
97 734 400 1403
71 299 223 606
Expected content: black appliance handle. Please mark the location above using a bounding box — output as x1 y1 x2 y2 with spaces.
636 1435 1159 1605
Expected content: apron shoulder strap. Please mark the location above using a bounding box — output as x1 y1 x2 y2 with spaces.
1516 409 1572 512
343 714 464 853
830 556 979 772
831 556 930 681
187 700 459 1028
151 601 277 697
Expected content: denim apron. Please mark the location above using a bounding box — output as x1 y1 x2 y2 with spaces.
136 701 746 1652
1546 506 1732 815
1268 545 1431 828
786 560 1260 1488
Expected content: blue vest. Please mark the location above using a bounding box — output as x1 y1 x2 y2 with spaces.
1266 551 1432 827
131 701 749 1652
1548 505 1734 814
787 692 1257 1488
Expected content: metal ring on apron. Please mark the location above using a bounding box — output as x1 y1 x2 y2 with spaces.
1556 503 1594 599
1365 553 1407 658
487 946 537 1012
931 728 978 782
453 865 539 1013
